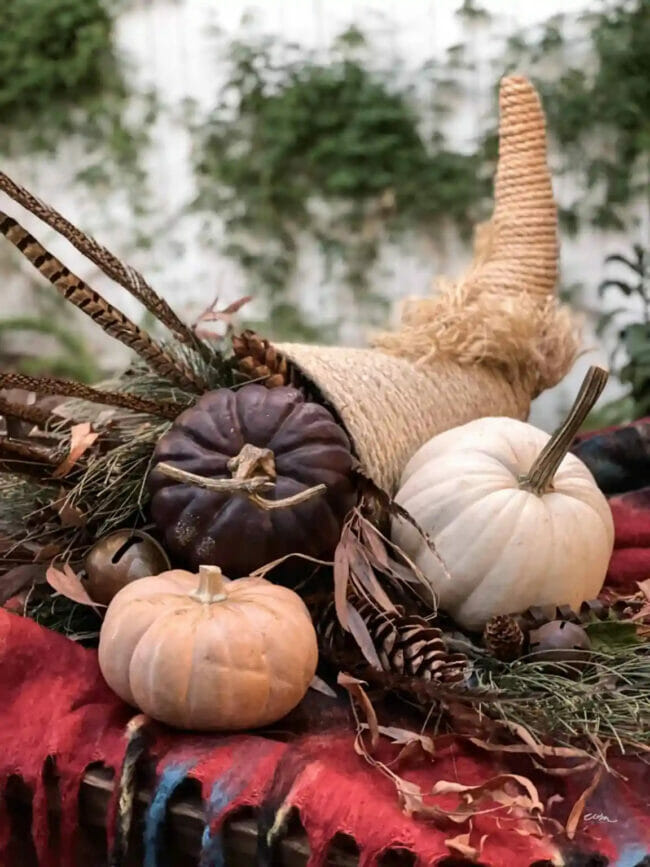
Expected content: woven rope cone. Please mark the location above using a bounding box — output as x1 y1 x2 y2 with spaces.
277 76 578 494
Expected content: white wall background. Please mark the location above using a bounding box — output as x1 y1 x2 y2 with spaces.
1 0 646 428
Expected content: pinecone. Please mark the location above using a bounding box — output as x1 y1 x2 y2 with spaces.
316 598 468 685
232 330 289 389
483 615 525 662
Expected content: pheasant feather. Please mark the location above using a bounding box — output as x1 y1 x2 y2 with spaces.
0 213 206 392
0 171 205 356
0 372 185 421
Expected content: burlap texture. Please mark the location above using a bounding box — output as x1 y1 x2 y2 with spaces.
275 344 529 492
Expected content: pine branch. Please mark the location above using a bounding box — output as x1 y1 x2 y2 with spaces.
0 373 187 420
0 171 206 357
0 213 206 392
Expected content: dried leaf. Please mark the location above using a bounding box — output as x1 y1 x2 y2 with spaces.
338 672 379 750
342 679 473 828
360 519 390 571
637 578 650 601
361 511 438 609
398 781 470 824
378 725 436 757
565 765 604 840
469 735 593 762
46 563 105 609
348 541 397 613
531 758 597 777
52 423 99 478
395 778 428 818
309 675 337 698
212 295 252 316
384 557 422 585
445 833 479 860
380 725 437 766
347 601 382 669
249 552 331 578
334 531 351 630
56 497 86 528
391 740 426 768
369 488 451 583
32 542 62 562
584 619 641 650
432 774 544 816
500 720 544 752
0 564 46 604
194 295 252 338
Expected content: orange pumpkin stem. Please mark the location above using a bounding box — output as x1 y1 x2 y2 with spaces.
519 366 608 495
193 565 228 603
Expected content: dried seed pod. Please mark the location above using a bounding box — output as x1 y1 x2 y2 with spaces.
84 530 171 605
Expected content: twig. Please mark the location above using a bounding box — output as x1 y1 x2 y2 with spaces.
155 462 326 510
0 396 57 428
0 373 186 421
156 462 273 494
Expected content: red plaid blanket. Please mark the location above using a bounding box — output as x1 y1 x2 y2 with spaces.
0 418 649 866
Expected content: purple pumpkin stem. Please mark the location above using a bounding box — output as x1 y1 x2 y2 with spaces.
156 442 326 511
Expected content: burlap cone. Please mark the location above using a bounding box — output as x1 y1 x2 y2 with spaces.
278 76 578 494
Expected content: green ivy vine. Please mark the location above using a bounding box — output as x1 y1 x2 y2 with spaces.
0 0 156 376
502 0 650 233
0 0 155 189
192 25 490 337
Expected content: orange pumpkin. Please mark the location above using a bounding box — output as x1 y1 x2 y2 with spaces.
98 565 318 731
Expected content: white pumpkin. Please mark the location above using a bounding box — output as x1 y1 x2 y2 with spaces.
392 368 615 631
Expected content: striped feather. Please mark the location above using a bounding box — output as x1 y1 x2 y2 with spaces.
0 171 205 356
0 212 206 392
0 372 186 421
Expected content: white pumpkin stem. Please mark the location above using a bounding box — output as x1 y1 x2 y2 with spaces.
519 366 609 495
156 443 327 510
194 565 228 603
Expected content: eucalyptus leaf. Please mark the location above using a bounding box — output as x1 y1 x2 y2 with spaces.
584 620 641 652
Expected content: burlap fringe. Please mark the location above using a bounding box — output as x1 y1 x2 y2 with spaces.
372 264 579 398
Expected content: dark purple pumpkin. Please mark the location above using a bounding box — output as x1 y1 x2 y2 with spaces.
147 385 356 576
